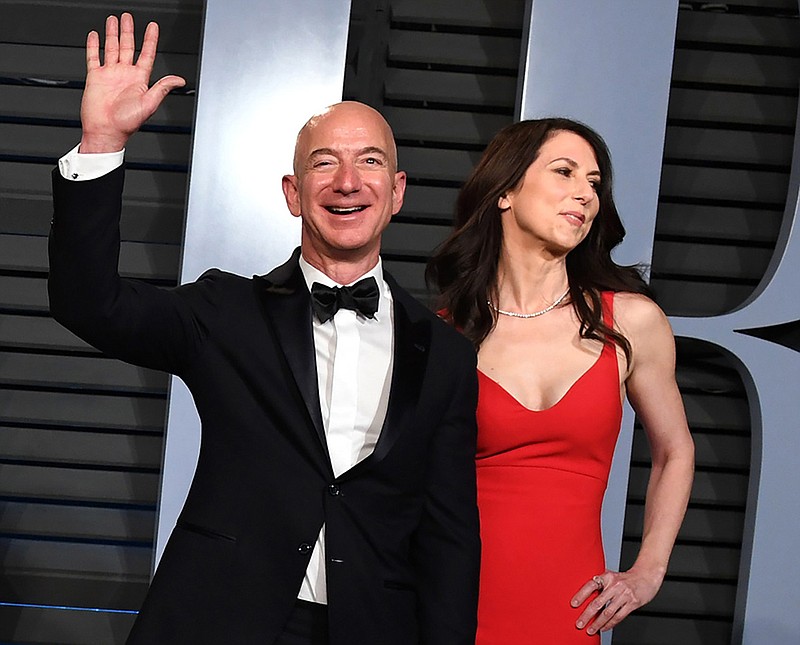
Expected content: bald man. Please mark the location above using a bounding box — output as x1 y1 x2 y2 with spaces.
48 13 479 645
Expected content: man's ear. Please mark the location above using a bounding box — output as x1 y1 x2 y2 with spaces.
391 170 407 215
282 174 302 217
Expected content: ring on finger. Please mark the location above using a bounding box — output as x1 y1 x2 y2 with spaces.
592 575 605 591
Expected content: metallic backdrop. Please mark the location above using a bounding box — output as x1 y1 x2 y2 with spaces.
157 0 353 565
160 2 799 642
516 4 679 643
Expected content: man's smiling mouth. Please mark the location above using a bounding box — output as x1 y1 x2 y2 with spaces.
326 206 368 215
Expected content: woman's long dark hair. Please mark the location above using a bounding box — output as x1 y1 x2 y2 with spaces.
426 118 651 360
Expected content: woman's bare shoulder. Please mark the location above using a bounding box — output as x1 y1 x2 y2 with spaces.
613 292 669 329
612 292 676 365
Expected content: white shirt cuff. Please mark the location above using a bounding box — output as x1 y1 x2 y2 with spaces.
58 143 125 181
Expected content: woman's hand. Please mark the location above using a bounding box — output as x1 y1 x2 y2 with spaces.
570 566 664 635
570 294 693 636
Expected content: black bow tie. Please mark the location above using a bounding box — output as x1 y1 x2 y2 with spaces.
310 277 380 323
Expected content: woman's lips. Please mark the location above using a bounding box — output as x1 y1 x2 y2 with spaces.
561 210 585 225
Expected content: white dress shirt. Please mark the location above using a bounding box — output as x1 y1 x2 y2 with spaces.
58 145 396 605
297 256 394 603
58 144 124 181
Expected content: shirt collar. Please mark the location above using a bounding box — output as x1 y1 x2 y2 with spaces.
298 254 385 291
299 255 393 325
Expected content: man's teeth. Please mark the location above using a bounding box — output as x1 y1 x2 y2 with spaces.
327 206 366 214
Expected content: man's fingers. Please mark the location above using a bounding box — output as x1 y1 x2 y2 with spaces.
153 75 187 93
103 14 120 66
118 12 136 65
136 21 160 73
86 31 100 71
141 75 187 116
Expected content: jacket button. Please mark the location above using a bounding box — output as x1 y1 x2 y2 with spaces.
328 484 341 496
297 543 312 554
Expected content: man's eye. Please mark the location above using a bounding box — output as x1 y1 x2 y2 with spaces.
364 157 381 165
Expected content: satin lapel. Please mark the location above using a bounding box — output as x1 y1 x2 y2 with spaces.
254 249 327 451
366 278 430 466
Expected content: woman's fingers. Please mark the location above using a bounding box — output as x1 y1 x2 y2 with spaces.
574 569 656 634
570 574 605 608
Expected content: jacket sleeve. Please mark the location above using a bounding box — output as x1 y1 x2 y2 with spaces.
48 166 213 374
412 338 481 644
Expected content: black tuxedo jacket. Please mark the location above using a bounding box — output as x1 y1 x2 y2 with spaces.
48 167 480 644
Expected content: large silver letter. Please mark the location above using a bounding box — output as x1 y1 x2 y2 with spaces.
670 107 800 643
519 2 799 642
516 1 680 618
156 0 353 566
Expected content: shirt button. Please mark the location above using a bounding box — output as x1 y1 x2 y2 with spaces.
297 543 312 554
328 484 341 496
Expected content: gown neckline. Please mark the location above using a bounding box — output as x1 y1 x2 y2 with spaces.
477 343 611 413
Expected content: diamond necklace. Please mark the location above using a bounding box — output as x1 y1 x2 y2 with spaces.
487 288 570 319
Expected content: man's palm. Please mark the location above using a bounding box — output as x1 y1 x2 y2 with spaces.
79 14 185 152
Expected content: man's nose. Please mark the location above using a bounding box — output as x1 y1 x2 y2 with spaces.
332 162 362 193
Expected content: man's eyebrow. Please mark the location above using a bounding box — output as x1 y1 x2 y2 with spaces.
358 146 388 157
307 146 388 159
308 148 337 158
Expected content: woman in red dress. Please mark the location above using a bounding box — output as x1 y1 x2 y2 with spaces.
428 119 695 642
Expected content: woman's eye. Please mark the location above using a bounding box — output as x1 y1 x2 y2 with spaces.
555 167 571 177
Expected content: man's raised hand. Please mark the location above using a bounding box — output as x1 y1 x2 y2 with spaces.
80 13 186 153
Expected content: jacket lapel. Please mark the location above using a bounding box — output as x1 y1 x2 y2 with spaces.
254 249 328 454
255 256 431 476
348 273 431 475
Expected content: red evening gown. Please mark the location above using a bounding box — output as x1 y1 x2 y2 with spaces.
475 292 622 644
